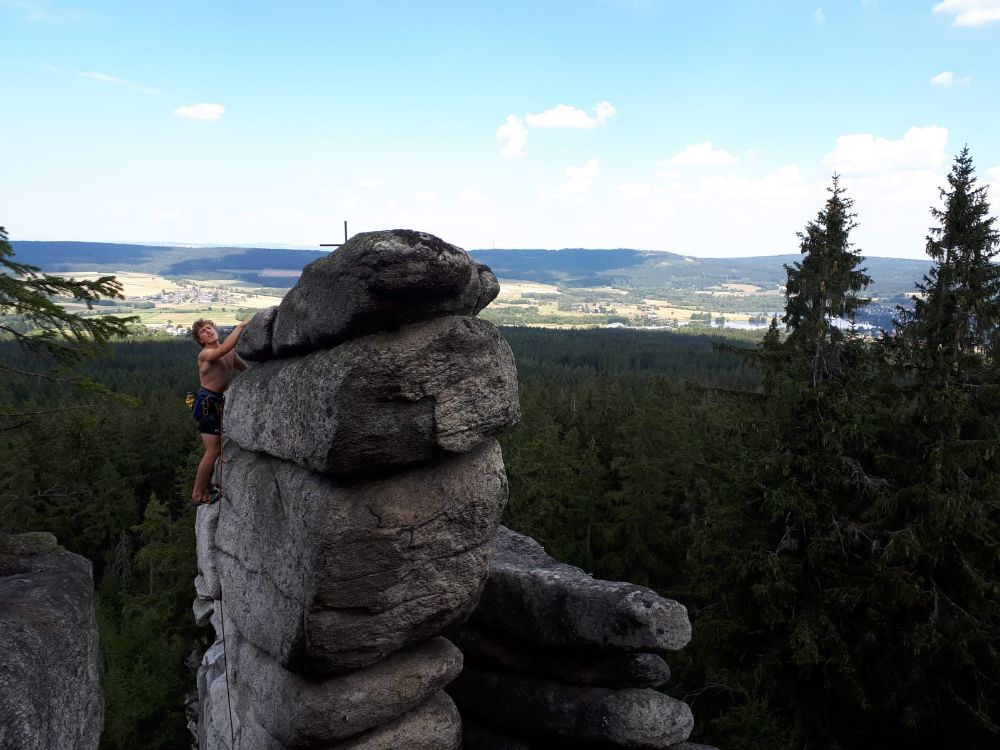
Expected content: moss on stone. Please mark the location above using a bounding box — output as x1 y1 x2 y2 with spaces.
0 531 62 557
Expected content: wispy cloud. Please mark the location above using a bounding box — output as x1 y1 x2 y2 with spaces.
986 165 1000 188
930 70 972 86
174 103 225 121
462 189 488 204
42 64 160 94
615 182 652 199
357 179 383 188
497 114 528 157
497 101 615 156
822 125 948 174
665 141 740 167
559 158 600 195
932 0 1000 27
2 0 86 23
78 70 160 94
815 7 826 23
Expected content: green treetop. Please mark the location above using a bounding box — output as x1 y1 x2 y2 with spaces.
782 175 871 385
896 147 1000 381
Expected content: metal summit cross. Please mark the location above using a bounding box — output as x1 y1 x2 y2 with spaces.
320 221 349 248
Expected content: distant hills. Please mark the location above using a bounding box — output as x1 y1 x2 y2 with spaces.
10 240 933 311
8 241 327 287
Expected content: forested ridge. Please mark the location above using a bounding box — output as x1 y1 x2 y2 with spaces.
2 149 999 749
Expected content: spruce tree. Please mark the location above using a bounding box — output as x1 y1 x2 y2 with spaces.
783 175 871 385
896 146 1000 381
876 146 1000 745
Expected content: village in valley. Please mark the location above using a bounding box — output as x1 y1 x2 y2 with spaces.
60 272 282 334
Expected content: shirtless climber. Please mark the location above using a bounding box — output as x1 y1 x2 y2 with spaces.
190 317 252 504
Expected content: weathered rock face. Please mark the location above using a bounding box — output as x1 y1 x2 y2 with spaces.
194 229 513 749
450 625 671 689
474 526 691 652
0 532 103 750
214 440 507 672
239 637 462 745
236 229 501 361
454 667 694 749
225 316 520 478
449 527 709 750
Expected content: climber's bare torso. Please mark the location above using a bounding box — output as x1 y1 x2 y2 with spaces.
198 348 243 393
195 323 248 392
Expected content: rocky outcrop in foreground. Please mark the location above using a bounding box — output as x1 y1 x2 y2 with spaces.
0 532 103 750
193 230 518 749
192 228 712 749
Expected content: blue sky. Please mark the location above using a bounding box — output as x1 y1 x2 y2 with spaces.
1 0 998 259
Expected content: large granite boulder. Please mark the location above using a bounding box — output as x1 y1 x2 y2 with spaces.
473 526 691 652
452 667 694 749
451 624 671 689
239 636 463 745
236 229 500 361
214 439 508 672
0 532 103 750
225 316 520 478
234 690 462 750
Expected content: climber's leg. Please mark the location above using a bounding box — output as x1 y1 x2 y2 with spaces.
192 433 222 504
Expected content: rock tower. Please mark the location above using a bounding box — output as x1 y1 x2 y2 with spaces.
192 229 710 749
194 230 518 749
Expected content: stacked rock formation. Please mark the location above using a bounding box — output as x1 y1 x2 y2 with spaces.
1 532 103 750
449 527 708 750
193 230 519 749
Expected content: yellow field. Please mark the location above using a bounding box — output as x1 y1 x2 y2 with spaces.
641 298 751 323
497 280 561 299
66 272 186 297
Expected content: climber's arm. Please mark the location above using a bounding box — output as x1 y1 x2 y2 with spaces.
200 318 251 363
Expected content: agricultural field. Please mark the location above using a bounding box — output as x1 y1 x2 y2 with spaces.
61 272 280 330
55 273 763 333
490 281 755 328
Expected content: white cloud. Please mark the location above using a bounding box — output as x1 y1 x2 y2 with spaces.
594 101 616 123
930 70 972 85
357 179 383 188
497 114 528 157
815 7 826 23
665 140 740 166
174 103 225 121
932 0 1000 27
497 101 615 156
616 182 652 199
693 165 808 210
414 191 437 201
987 166 1000 193
822 126 948 174
462 189 488 204
559 158 600 195
525 101 617 129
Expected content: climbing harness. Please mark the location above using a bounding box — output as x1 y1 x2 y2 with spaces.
188 388 223 422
